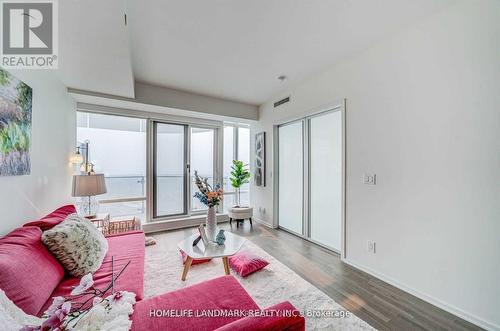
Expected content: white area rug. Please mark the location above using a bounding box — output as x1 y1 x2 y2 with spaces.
144 239 376 330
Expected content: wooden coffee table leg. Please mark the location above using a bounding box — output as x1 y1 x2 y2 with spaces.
182 256 193 281
222 256 230 275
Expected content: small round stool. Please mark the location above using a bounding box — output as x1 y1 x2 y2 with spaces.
228 207 253 227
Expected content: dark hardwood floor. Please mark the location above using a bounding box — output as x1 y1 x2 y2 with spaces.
149 222 482 331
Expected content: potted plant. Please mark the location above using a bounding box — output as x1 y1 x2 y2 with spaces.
230 160 251 207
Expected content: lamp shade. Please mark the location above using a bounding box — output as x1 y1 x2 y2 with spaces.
71 174 107 197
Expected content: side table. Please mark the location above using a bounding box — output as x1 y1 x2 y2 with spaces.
228 207 253 227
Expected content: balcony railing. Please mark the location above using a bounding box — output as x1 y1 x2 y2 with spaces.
98 175 249 220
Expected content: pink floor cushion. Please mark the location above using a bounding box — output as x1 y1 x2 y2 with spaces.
0 227 65 315
23 204 76 230
229 250 269 277
180 249 212 265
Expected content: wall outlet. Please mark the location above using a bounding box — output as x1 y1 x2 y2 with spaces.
367 241 376 253
259 207 266 214
363 173 376 185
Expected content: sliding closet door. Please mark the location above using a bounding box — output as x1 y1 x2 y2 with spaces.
278 121 303 235
276 105 344 254
309 111 342 251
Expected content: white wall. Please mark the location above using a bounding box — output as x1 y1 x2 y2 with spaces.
0 70 76 235
251 1 500 329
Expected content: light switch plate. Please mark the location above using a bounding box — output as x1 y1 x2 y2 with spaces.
367 241 376 253
363 173 376 185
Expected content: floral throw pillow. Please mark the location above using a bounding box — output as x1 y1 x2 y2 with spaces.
229 250 269 277
42 213 108 277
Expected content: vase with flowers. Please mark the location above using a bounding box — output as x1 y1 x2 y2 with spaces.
194 171 224 241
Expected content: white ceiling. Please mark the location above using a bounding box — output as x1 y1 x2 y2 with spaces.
57 0 135 98
58 0 455 105
127 0 455 105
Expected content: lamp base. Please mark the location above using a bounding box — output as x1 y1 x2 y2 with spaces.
75 196 100 218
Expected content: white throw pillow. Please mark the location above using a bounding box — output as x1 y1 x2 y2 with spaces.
42 213 108 277
0 290 43 330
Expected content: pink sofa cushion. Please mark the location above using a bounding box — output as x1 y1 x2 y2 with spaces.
229 250 269 277
23 205 76 230
214 301 305 331
39 230 145 316
179 249 212 265
131 276 260 331
0 227 65 315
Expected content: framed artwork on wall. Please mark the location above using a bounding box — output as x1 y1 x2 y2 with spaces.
0 69 33 176
254 131 266 187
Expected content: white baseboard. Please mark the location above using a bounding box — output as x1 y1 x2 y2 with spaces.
252 217 275 228
342 258 499 331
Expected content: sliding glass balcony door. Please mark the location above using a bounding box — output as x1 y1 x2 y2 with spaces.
153 123 187 218
152 122 219 220
277 106 344 253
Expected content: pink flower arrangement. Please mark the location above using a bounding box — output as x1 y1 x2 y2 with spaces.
70 274 93 296
194 171 224 207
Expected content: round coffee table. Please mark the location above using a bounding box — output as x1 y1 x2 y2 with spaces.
177 232 246 281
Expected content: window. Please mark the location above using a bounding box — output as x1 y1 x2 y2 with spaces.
223 126 235 194
237 126 250 207
76 112 250 224
223 124 250 212
77 112 146 219
190 127 215 212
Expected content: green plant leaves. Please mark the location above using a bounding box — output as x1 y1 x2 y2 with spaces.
229 159 251 188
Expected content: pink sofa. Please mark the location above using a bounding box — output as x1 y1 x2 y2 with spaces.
0 205 305 330
0 205 145 316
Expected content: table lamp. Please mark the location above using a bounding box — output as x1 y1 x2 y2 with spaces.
72 174 107 218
